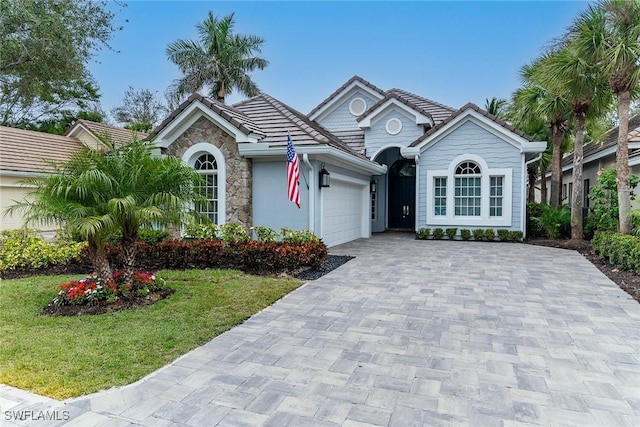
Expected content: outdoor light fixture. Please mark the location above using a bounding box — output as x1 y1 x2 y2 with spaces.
319 163 330 188
370 179 377 193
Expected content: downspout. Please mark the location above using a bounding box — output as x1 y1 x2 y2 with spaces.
414 155 420 233
523 153 543 239
302 154 315 233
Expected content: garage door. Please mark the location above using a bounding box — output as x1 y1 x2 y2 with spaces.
322 178 366 247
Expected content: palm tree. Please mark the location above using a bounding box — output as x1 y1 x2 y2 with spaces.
9 138 204 285
484 97 508 119
538 42 613 240
512 58 572 208
166 11 269 103
572 0 640 234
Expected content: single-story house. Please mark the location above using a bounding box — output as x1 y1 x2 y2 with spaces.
1 76 545 246
150 75 545 246
540 114 640 208
0 121 147 233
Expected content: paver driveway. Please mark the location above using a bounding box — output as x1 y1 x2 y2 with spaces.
3 233 640 426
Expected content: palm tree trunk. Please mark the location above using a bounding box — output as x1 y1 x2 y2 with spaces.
527 164 537 203
550 125 563 208
217 80 226 103
571 114 586 240
541 170 548 205
88 243 112 283
121 235 137 288
617 90 632 234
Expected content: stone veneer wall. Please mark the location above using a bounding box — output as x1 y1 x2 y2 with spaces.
166 117 252 229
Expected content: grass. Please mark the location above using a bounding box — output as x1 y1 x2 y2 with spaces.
0 269 303 399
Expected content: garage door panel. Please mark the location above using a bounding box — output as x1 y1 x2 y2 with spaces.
322 179 364 247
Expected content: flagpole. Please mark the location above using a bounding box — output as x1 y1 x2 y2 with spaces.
289 130 309 190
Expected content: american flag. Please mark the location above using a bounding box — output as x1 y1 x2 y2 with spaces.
286 134 301 208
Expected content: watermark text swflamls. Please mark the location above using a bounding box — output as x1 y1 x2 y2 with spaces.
4 410 71 421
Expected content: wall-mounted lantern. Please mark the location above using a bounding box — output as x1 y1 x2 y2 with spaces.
370 179 377 193
319 163 330 188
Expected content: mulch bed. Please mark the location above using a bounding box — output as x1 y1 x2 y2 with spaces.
41 288 176 316
526 238 640 304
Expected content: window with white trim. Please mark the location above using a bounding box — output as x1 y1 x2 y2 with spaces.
490 176 503 217
194 154 219 223
426 155 513 227
454 161 481 216
434 177 447 216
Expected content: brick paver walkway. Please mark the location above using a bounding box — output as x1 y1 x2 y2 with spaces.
3 234 640 426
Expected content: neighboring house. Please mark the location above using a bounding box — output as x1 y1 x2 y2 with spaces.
545 114 640 209
150 75 545 246
0 122 147 232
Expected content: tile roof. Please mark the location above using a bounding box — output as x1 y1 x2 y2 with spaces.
0 126 84 174
331 130 366 155
150 93 265 140
234 93 370 160
562 114 640 167
308 75 386 117
68 119 148 145
387 89 456 124
409 103 534 147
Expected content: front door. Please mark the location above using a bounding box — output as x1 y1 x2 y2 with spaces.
388 159 416 229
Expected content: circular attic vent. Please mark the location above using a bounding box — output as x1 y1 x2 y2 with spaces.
349 97 367 116
386 118 403 135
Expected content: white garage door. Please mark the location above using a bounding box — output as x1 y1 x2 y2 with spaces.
322 178 366 247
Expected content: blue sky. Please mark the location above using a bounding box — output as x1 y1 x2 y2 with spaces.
91 1 591 121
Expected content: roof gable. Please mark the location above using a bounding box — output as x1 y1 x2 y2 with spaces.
410 103 545 155
151 94 265 147
357 94 434 128
308 75 385 122
66 120 148 147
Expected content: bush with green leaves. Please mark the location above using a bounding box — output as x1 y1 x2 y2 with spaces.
484 229 496 241
108 229 170 245
592 232 640 273
0 229 84 271
279 228 321 244
460 229 471 240
433 228 444 240
417 228 431 240
531 204 571 239
526 202 546 238
472 229 485 241
586 167 640 235
497 229 510 241
445 228 457 240
219 223 250 243
252 226 278 242
184 222 220 240
509 230 523 241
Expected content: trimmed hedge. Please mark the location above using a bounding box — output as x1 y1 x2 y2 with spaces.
592 231 640 274
96 239 328 274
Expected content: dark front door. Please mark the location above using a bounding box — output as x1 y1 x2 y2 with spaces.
388 159 416 229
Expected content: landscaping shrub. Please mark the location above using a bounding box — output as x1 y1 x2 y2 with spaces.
0 229 84 271
417 228 431 240
445 228 457 240
586 167 640 237
460 229 471 240
280 228 321 244
526 202 546 238
472 229 485 241
509 230 523 241
252 226 278 242
592 231 640 274
484 229 496 241
433 228 444 240
531 204 571 239
497 229 510 241
108 229 170 245
184 222 219 240
220 223 250 243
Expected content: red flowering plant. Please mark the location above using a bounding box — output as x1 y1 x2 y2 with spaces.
53 271 165 307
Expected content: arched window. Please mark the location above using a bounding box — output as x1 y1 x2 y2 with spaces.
454 161 481 216
194 154 219 223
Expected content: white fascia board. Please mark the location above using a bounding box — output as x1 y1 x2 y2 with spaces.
238 143 387 175
522 141 547 154
400 147 420 158
561 141 640 171
357 99 432 128
153 101 259 148
0 170 47 178
309 81 385 122
415 110 530 153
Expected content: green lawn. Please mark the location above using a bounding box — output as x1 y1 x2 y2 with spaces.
0 269 303 399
